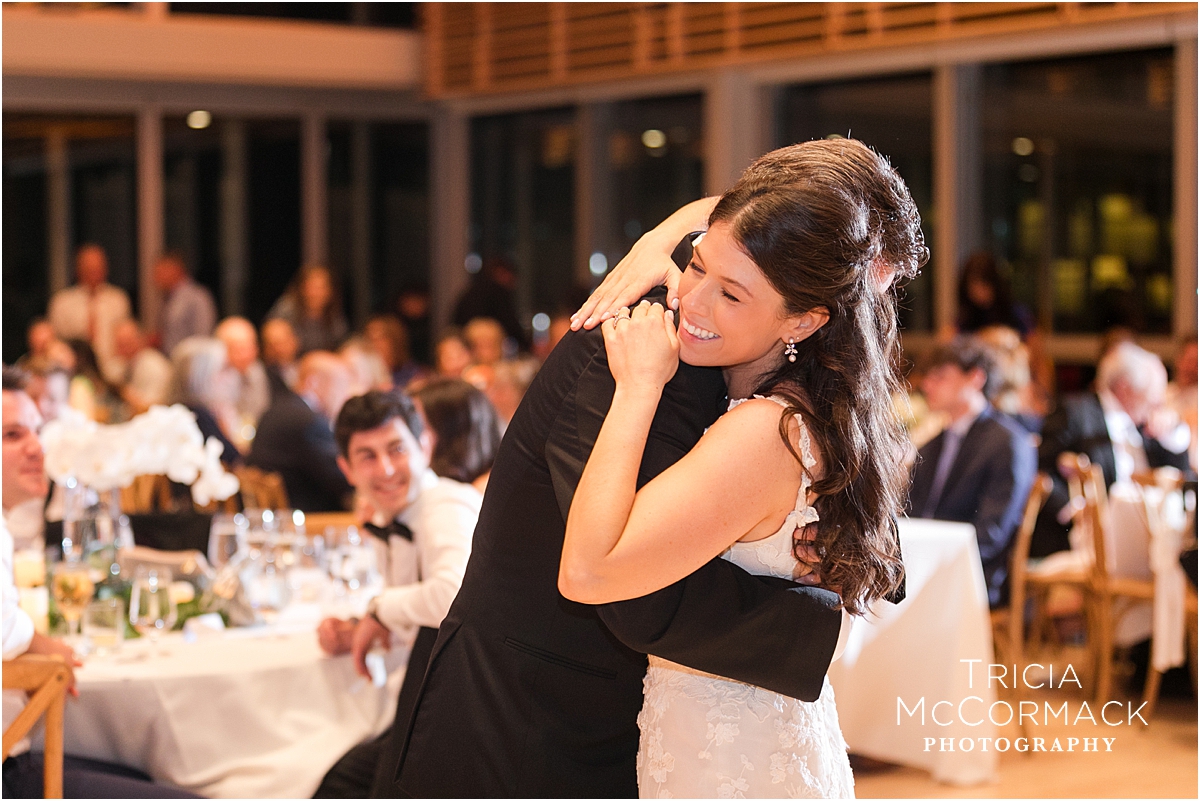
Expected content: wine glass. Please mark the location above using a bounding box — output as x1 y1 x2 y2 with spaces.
51 561 95 640
129 567 177 651
208 513 247 570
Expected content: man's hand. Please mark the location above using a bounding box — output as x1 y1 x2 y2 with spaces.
350 615 391 678
316 617 356 656
26 632 82 697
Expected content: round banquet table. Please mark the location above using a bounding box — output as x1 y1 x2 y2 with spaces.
60 607 406 798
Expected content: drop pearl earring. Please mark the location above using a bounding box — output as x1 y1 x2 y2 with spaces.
784 339 798 363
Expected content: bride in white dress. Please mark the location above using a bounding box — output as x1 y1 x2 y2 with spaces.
558 140 920 798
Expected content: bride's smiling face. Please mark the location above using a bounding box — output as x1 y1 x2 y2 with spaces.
677 221 823 393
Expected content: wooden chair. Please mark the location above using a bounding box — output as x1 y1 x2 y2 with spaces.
301 511 358 536
991 472 1056 667
235 466 289 510
119 474 174 514
2 654 74 798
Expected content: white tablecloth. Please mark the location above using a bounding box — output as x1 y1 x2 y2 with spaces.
828 518 998 786
62 612 406 798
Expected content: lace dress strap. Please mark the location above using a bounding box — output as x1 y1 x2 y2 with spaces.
727 394 819 524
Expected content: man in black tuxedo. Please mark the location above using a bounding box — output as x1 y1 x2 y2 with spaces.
247 351 353 512
1032 341 1192 557
907 338 1037 607
393 274 844 796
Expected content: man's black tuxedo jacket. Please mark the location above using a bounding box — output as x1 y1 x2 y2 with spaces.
907 405 1036 607
246 389 352 512
394 288 843 798
1032 391 1192 557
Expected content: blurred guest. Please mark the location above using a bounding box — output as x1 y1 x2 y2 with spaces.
2 367 199 799
168 337 241 467
315 390 481 798
395 283 432 365
415 378 503 493
214 317 271 442
975 325 1044 434
907 338 1037 607
21 359 71 425
956 252 1032 338
547 312 572 354
452 257 526 349
153 252 217 355
247 351 353 512
340 338 393 396
486 357 539 431
1098 326 1137 361
365 315 427 390
1167 335 1198 471
1033 341 1192 557
113 319 171 414
261 317 300 397
47 244 131 385
462 317 506 367
267 265 348 355
64 339 122 423
433 329 472 380
21 319 56 365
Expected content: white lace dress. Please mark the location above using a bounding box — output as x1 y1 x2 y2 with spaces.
636 396 854 799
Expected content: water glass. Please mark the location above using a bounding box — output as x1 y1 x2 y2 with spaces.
208 513 248 570
83 597 125 654
130 567 177 646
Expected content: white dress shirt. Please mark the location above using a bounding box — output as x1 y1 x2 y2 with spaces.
47 283 132 384
371 469 481 639
1098 391 1152 483
2 514 36 757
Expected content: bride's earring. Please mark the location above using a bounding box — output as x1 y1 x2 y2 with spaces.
784 339 798 363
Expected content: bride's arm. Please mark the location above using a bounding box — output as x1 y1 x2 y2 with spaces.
559 305 801 605
571 196 718 331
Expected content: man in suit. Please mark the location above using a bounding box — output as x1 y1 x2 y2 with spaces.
908 337 1037 607
1032 340 1192 557
315 391 481 798
394 142 922 798
247 351 353 512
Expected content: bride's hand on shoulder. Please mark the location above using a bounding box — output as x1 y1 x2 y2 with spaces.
602 301 679 391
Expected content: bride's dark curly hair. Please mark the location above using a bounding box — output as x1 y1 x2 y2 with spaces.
709 139 925 614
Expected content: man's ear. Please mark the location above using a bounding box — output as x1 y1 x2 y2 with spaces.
419 430 435 461
336 455 354 485
785 307 830 345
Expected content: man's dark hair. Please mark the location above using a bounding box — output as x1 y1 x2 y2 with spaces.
335 390 425 458
924 336 1001 401
2 365 29 392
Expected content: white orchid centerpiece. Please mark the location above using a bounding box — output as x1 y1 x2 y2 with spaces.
40 404 240 506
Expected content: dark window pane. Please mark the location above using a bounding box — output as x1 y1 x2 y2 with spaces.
470 108 576 336
780 74 935 332
164 116 223 316
169 3 417 28
982 48 1174 334
246 119 301 325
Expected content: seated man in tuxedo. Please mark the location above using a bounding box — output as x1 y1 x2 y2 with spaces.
907 338 1037 607
1032 340 1192 557
395 142 922 797
247 351 353 512
314 390 481 798
2 367 198 799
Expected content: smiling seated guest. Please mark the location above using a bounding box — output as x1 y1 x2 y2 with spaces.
313 390 483 798
1 367 200 799
214 317 272 438
907 337 1037 608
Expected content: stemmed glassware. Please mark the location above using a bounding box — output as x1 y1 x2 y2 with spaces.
50 560 95 641
129 566 177 652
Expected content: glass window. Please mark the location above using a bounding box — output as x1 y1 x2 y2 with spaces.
169 3 417 28
470 108 576 339
164 115 223 315
604 94 705 272
982 48 1174 334
779 74 935 332
246 119 301 325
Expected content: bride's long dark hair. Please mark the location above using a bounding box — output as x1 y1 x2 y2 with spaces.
709 139 925 614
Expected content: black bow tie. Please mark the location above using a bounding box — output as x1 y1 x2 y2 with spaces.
363 520 414 543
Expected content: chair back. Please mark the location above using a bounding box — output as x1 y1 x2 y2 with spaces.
2 654 74 798
1005 472 1055 650
120 474 174 514
1059 452 1114 588
235 466 290 510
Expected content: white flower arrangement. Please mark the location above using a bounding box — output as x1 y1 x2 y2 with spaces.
40 404 240 506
